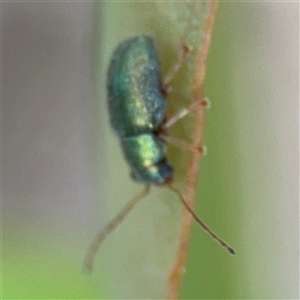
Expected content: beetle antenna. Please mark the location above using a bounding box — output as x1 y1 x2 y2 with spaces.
168 184 235 255
83 185 151 273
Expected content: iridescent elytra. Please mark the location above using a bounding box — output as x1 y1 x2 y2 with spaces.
107 35 172 184
83 34 234 273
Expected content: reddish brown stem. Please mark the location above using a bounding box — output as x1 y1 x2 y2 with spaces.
167 1 219 299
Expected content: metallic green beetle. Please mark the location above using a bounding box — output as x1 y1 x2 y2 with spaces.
107 35 172 184
83 35 235 273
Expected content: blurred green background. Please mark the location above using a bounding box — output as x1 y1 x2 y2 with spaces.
2 2 298 299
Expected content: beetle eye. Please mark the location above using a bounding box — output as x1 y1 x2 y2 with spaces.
158 161 172 179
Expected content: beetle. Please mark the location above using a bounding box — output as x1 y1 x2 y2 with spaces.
107 35 172 184
83 35 234 273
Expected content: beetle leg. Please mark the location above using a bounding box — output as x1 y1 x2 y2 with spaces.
161 97 210 130
159 133 206 155
162 43 191 95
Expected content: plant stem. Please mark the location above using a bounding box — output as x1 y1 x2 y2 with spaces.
167 1 219 299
